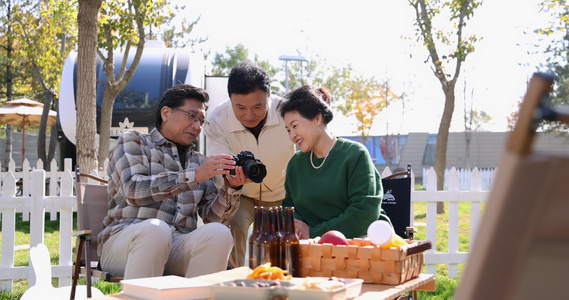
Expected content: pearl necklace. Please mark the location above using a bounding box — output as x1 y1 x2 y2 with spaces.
310 137 338 169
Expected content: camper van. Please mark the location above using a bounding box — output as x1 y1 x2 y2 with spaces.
57 41 228 165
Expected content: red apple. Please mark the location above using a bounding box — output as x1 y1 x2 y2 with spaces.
318 230 349 246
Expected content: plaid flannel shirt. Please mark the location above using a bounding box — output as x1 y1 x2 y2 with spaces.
97 128 241 255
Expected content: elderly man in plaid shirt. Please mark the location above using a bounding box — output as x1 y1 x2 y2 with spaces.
98 84 247 279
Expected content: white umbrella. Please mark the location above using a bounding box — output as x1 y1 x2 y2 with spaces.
0 98 57 165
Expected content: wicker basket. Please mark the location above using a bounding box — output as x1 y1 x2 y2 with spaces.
298 238 431 285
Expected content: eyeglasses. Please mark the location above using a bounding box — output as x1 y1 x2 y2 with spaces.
173 107 209 126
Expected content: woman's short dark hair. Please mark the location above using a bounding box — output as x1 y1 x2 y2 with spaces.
227 61 271 97
155 84 209 130
279 85 333 125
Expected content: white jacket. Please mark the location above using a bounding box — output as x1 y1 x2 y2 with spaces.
204 96 295 202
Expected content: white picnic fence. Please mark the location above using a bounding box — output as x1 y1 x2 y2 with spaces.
422 167 495 190
0 158 492 292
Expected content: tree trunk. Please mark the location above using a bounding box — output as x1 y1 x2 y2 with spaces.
98 87 117 170
411 0 473 215
96 5 146 169
434 84 456 214
48 124 57 167
464 82 472 170
4 2 13 171
76 0 103 175
4 126 13 171
38 90 55 170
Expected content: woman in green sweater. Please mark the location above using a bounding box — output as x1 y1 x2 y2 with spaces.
279 85 391 239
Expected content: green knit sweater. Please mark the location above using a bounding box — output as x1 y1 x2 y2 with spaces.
282 138 390 238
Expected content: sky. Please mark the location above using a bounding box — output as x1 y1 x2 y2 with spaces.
177 0 551 136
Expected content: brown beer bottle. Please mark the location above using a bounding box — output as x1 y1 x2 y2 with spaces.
257 207 280 267
275 206 284 240
248 206 263 269
282 207 300 277
273 206 284 268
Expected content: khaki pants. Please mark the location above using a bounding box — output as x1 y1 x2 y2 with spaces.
229 195 281 267
101 219 233 279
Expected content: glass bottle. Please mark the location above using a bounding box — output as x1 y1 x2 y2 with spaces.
282 207 300 277
275 206 284 239
248 206 263 269
257 207 280 267
273 206 284 268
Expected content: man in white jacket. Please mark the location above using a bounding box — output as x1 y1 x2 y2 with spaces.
204 61 295 267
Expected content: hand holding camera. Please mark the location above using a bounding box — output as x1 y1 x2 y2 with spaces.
229 151 267 183
195 154 247 188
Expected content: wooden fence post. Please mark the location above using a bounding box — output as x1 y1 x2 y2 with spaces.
0 171 17 292
56 170 75 286
470 168 482 249
448 168 460 278
425 167 438 275
28 170 46 287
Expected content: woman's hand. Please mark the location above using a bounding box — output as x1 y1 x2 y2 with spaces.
294 219 310 239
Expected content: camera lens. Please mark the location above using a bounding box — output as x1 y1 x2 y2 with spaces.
242 160 267 183
249 165 261 177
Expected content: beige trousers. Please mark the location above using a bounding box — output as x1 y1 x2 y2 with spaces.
229 195 281 267
101 219 233 279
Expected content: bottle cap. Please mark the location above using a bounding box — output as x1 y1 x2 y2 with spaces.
367 220 393 246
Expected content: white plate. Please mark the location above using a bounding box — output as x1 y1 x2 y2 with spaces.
211 277 363 300
211 279 295 300
287 277 364 300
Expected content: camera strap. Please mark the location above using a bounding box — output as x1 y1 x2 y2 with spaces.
222 177 232 227
222 178 238 269
256 183 275 206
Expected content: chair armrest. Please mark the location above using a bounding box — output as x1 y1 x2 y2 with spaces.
79 173 108 184
384 171 409 179
406 226 417 240
407 240 432 256
72 230 93 237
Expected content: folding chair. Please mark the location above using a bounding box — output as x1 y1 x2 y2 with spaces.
455 73 569 299
71 166 122 300
381 164 414 239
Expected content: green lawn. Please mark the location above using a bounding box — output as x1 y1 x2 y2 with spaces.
414 201 464 299
0 213 122 299
0 200 482 300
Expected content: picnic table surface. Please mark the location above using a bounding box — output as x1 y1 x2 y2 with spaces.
96 267 435 300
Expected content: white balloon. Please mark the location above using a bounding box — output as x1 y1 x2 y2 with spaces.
367 220 393 246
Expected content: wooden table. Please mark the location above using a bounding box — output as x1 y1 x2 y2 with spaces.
96 267 435 300
354 273 435 300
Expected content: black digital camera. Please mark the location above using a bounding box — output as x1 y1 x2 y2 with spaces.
229 151 267 183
